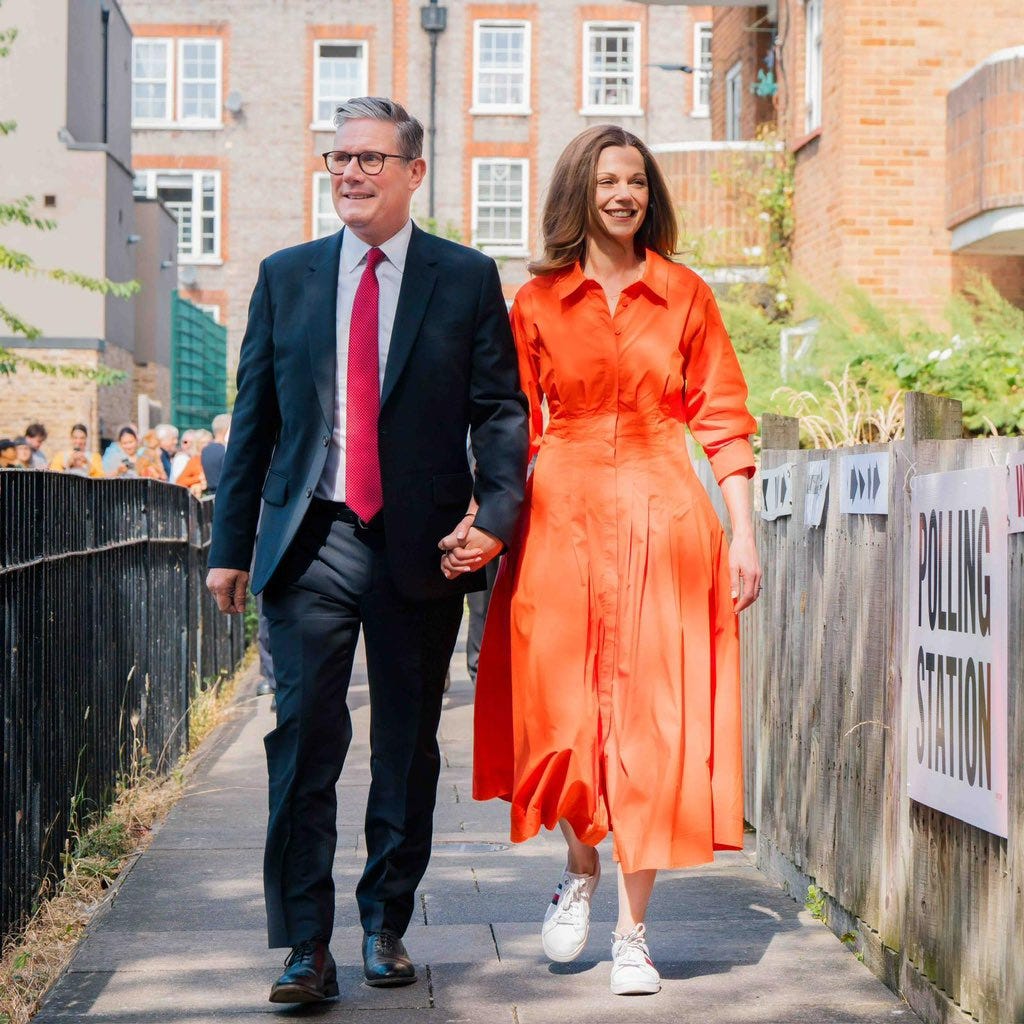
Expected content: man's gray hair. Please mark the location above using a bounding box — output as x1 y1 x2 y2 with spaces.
331 96 424 160
154 423 179 442
211 413 231 439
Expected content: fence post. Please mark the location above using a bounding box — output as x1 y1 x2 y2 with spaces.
761 413 800 451
904 391 962 442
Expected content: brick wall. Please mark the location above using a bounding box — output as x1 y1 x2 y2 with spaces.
947 52 1024 229
710 6 774 141
779 0 1024 321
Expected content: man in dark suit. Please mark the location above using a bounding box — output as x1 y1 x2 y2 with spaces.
207 97 528 1004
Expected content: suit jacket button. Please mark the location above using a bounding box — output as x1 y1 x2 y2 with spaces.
305 487 312 498
322 435 329 446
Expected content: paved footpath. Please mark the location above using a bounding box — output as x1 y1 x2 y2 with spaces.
37 621 919 1024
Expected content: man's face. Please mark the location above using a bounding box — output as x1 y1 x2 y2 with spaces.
26 434 43 451
330 119 425 246
160 433 178 454
70 429 88 451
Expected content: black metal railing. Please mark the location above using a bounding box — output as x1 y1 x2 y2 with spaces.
0 471 245 941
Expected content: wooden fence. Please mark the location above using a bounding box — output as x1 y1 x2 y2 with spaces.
696 393 1023 1024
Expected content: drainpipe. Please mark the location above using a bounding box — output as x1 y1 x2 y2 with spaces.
419 0 448 220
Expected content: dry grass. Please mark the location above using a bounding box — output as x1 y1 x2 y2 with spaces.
0 649 253 1024
772 365 905 448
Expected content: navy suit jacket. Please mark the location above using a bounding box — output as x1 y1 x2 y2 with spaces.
209 224 529 601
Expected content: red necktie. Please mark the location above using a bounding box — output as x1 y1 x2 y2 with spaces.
345 246 385 521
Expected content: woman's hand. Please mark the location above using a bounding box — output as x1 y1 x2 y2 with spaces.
719 470 761 612
438 513 501 579
729 530 761 612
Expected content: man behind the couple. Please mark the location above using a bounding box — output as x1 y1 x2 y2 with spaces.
207 94 760 1004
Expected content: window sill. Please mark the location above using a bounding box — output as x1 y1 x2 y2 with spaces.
469 106 532 116
791 126 822 154
310 121 338 132
579 106 644 118
178 257 224 267
476 245 530 258
690 109 710 119
132 121 224 131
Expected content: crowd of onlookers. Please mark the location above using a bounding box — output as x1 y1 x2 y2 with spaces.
0 415 231 496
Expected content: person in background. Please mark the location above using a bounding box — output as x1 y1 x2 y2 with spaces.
103 426 140 477
154 423 179 479
201 413 231 493
176 429 213 496
0 439 18 468
11 437 34 469
24 423 49 469
50 423 104 477
171 429 195 482
134 430 169 481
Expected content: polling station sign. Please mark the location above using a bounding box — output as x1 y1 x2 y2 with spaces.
1009 450 1024 534
906 467 1008 837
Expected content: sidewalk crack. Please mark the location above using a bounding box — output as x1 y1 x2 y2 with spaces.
490 922 502 962
420 892 429 925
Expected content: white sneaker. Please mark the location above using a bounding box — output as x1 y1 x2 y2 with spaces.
610 923 661 995
540 857 601 962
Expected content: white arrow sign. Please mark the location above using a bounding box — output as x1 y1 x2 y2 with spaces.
840 452 889 515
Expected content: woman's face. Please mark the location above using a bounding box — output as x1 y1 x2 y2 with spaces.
593 146 648 245
121 432 139 457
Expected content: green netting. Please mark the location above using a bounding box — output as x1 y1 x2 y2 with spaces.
170 291 228 430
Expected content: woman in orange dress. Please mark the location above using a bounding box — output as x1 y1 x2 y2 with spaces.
461 126 761 995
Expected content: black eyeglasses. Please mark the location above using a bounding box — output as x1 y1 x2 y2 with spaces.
322 150 410 176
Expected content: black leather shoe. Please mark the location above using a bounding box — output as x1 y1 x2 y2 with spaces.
269 939 338 1003
362 930 416 987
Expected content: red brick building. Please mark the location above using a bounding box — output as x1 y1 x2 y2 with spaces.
680 1 1024 318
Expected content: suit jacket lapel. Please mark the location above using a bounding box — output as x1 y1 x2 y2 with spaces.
304 230 343 430
381 224 437 408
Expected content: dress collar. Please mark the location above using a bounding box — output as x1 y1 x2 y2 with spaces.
552 250 671 304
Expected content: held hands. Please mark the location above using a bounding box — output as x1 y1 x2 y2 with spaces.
438 513 502 580
206 567 250 614
729 530 762 613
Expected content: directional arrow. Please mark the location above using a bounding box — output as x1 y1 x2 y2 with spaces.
762 478 770 508
850 468 858 500
871 464 880 499
781 473 789 504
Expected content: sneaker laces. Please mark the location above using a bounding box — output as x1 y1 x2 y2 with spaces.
284 939 318 967
613 923 651 966
556 873 593 923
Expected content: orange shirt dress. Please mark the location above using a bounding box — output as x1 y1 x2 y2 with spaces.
472 252 757 874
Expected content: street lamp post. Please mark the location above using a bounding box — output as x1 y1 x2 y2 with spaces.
420 0 448 220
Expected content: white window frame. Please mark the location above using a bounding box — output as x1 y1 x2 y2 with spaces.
471 20 531 115
194 303 221 323
131 38 173 127
725 61 743 141
471 158 529 256
691 22 712 118
133 169 222 264
804 0 823 133
312 39 369 130
581 21 642 116
175 38 222 127
312 173 341 239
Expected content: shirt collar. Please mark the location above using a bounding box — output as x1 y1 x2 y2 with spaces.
553 249 670 304
340 218 414 275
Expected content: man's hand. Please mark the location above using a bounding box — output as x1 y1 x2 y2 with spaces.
207 567 250 614
438 516 502 579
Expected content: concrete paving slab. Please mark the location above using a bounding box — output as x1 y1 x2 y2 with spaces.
35 625 920 1024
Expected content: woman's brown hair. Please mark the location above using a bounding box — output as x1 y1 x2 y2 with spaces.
529 124 678 276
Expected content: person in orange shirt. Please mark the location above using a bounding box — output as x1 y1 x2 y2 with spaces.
49 423 104 478
175 428 213 496
457 125 762 996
